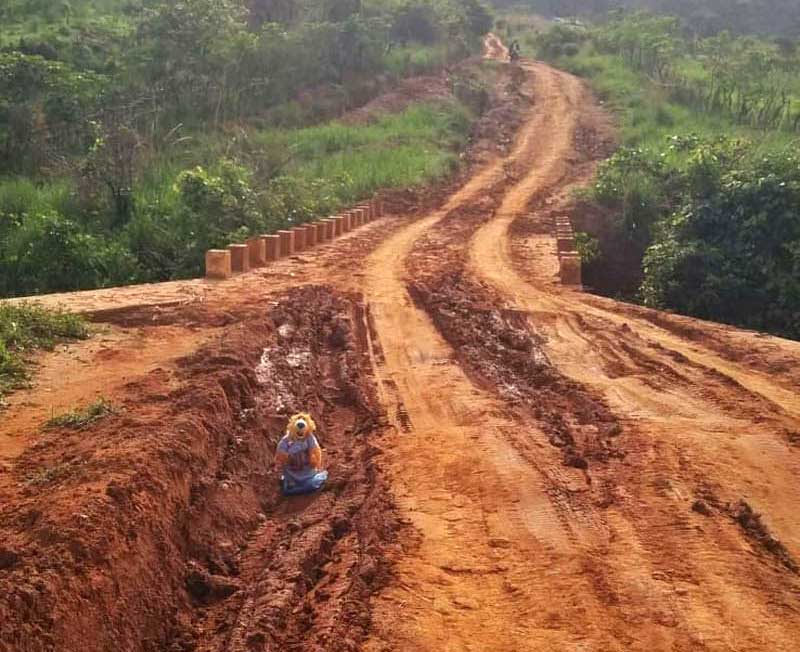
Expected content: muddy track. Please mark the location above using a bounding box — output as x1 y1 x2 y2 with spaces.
0 287 400 652
361 59 800 651
2 39 800 652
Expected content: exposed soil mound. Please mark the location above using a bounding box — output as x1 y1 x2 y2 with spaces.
728 500 799 574
341 74 453 124
0 286 397 652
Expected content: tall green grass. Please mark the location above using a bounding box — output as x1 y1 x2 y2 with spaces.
0 178 74 219
563 47 797 151
276 103 469 200
165 101 471 206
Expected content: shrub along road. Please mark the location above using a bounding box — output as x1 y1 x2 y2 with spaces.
1 37 800 652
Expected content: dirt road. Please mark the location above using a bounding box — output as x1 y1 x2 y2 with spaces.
361 56 800 650
2 39 800 652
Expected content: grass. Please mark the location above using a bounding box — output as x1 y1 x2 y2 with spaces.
0 87 480 296
45 397 117 430
152 101 472 200
1 100 473 235
283 103 471 200
150 101 472 214
256 103 471 165
15 100 472 225
560 47 798 152
0 303 88 398
384 44 450 77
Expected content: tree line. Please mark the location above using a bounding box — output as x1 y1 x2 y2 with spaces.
492 0 800 38
0 0 493 297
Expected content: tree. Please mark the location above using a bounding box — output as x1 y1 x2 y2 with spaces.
641 142 800 338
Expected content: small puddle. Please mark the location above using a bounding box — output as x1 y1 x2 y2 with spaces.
255 345 312 412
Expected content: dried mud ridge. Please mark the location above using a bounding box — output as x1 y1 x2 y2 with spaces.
0 286 399 652
409 273 622 472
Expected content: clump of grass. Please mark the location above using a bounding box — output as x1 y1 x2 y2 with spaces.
0 303 88 397
46 397 117 430
288 103 471 197
23 462 74 487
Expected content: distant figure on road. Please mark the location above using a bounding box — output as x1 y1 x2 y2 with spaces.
509 40 521 62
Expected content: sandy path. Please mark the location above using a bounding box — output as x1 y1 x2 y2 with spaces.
465 63 800 649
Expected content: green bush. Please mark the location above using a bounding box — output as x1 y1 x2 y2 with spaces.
535 24 587 61
641 145 800 338
0 211 138 296
171 160 262 276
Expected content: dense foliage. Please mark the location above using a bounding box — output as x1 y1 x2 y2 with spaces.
592 138 800 338
0 0 492 297
533 11 800 339
494 0 800 37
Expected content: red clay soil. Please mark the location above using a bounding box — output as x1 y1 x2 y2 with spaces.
341 74 454 125
360 56 800 651
0 286 399 652
3 38 800 652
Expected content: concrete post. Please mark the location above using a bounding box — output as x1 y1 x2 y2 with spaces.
292 226 306 251
304 223 317 247
228 244 249 274
333 216 345 236
320 219 333 240
557 236 577 253
263 234 280 261
205 249 232 279
559 253 582 286
315 222 327 242
246 237 266 267
278 230 294 256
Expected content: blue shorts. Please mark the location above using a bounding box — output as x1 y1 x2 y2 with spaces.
281 470 328 496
